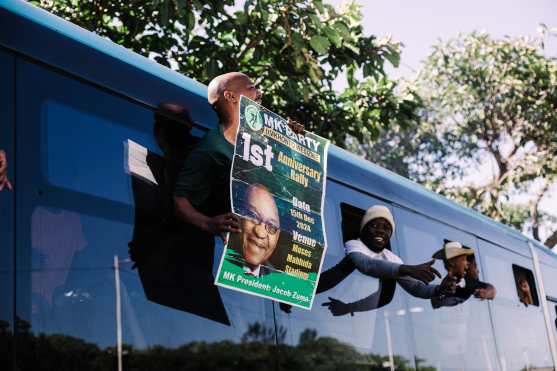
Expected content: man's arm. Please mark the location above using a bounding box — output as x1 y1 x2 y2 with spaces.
431 295 466 309
474 283 496 300
174 150 239 242
349 252 441 283
399 273 457 299
348 252 401 279
174 196 239 242
316 255 356 294
397 276 438 299
322 290 382 316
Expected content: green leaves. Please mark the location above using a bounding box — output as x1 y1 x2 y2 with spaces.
291 32 305 49
309 35 330 55
322 26 341 48
412 32 557 246
32 0 417 147
383 49 400 68
334 21 351 37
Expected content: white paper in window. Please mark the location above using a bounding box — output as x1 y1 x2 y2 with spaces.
125 139 158 185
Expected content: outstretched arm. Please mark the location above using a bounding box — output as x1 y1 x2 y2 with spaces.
397 276 439 299
400 274 456 300
349 250 441 284
316 255 356 294
348 252 401 279
322 289 382 316
281 255 357 314
474 283 496 300
431 295 466 309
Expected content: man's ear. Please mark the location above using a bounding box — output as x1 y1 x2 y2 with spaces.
223 90 237 103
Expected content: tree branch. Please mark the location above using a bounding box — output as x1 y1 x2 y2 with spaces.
544 230 557 249
530 180 550 241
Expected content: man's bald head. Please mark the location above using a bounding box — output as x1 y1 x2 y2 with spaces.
207 72 250 106
207 72 262 128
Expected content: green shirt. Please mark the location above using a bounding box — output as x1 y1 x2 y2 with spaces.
174 125 234 217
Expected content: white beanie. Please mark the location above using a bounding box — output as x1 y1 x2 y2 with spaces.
360 205 395 235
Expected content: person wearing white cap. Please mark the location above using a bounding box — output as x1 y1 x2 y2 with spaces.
323 205 455 316
431 241 496 308
432 241 474 280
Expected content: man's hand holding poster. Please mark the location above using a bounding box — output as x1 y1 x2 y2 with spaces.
215 96 330 309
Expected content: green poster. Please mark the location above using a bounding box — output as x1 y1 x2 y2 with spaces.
215 96 330 309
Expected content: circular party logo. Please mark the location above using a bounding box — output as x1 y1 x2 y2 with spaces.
244 104 263 132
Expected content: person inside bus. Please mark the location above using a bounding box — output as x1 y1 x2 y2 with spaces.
226 183 281 277
516 274 534 306
431 242 496 309
432 241 472 286
322 205 456 316
174 72 303 245
0 149 13 191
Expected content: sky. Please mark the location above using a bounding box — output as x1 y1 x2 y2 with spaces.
325 0 557 243
327 0 557 79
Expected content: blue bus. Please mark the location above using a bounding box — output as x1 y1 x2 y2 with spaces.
1 1 557 370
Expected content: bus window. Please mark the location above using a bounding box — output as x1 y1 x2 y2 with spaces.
274 182 415 370
512 265 539 307
394 206 499 371
480 240 553 370
339 202 365 242
15 59 277 370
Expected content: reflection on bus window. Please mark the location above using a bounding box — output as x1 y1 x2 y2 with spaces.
31 207 87 314
127 103 231 325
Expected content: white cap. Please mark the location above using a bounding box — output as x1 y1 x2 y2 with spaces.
360 205 395 235
432 241 475 260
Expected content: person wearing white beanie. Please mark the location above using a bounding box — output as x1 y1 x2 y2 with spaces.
323 204 456 316
360 205 395 236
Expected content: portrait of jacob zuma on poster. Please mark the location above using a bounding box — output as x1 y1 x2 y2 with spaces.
224 182 320 280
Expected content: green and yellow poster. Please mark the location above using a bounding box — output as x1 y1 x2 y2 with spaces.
215 96 330 309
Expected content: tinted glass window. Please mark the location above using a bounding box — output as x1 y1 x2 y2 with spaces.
0 49 15 370
394 207 499 371
15 60 276 370
480 239 553 371
274 182 415 370
541 262 557 300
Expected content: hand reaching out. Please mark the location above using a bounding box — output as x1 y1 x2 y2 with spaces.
287 118 305 134
399 259 441 283
474 285 496 300
322 297 353 316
